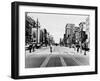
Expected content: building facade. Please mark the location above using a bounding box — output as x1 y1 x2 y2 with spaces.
64 23 75 47
25 15 36 45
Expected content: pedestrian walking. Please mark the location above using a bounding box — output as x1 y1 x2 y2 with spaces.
29 44 33 53
82 42 87 55
50 44 52 53
76 44 80 53
32 44 35 52
74 45 76 51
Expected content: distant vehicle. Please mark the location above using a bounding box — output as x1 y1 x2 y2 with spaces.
54 43 59 46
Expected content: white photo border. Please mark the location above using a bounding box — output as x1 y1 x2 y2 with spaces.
18 4 96 76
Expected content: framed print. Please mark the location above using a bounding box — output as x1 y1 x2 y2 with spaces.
11 1 98 79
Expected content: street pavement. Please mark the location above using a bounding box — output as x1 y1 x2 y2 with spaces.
25 46 89 68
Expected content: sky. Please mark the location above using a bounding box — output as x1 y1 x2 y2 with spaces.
27 12 88 43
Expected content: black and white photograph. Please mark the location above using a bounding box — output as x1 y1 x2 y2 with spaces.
25 12 90 68
11 1 97 79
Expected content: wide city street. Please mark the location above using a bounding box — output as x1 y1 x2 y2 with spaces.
25 46 89 68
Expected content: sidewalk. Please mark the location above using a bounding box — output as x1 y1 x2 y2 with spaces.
25 46 89 57
25 46 51 55
59 46 89 56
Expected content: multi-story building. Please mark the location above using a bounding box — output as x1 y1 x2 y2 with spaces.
64 23 75 47
25 15 36 45
31 28 37 44
25 15 54 48
79 21 89 51
74 27 80 44
40 29 44 45
65 24 75 37
25 14 42 47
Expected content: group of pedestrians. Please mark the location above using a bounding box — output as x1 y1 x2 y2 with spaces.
72 42 89 55
28 42 89 55
28 43 53 53
28 44 35 53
